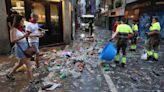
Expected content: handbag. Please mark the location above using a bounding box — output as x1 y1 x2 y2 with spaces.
17 38 36 58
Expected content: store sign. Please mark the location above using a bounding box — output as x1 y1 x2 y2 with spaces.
132 1 151 9
108 7 125 17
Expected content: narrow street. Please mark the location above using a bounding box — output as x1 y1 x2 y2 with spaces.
0 27 164 92
0 0 163 92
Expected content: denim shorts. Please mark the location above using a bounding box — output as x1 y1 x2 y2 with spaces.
31 42 40 53
15 42 28 59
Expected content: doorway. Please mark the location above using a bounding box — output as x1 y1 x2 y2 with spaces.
6 0 63 46
30 1 63 46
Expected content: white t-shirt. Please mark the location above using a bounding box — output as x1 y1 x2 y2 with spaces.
26 22 40 42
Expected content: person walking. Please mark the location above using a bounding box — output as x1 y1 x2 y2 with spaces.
110 18 133 67
7 11 19 49
6 15 33 81
89 20 93 37
146 17 161 61
130 20 138 51
26 12 44 68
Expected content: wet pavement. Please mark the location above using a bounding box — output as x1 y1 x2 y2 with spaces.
0 27 164 92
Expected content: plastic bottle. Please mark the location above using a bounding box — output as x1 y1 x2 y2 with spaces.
60 74 66 79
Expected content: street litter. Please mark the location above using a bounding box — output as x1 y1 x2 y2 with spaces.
152 70 160 76
141 52 147 60
42 81 62 91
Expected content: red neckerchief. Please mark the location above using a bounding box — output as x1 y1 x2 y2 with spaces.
29 18 36 24
16 25 25 32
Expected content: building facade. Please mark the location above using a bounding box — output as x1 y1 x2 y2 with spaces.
0 0 10 54
98 0 125 32
125 0 164 38
97 0 164 39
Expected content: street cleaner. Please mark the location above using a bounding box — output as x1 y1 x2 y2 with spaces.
130 20 139 51
110 18 133 67
146 17 161 61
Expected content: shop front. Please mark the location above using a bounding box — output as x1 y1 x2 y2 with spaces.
125 0 164 38
5 0 71 46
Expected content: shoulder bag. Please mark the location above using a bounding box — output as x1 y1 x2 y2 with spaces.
16 38 36 58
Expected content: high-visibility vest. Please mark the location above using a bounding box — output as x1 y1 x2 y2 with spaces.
116 24 133 39
149 22 161 31
132 24 138 32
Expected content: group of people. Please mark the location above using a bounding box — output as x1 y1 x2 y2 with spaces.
6 11 45 83
110 17 161 67
5 11 161 83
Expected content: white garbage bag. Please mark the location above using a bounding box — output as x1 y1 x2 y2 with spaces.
141 53 147 60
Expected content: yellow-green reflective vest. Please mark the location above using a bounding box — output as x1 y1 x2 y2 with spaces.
116 24 133 33
132 24 138 32
149 22 161 31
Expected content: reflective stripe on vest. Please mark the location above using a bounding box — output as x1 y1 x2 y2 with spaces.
119 33 128 39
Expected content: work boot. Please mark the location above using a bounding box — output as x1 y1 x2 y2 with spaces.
153 58 158 61
153 52 159 61
130 49 136 51
130 45 133 50
146 56 150 61
146 50 153 61
121 63 125 68
129 49 134 51
115 54 120 64
130 44 136 51
121 57 126 68
133 44 137 50
147 56 154 61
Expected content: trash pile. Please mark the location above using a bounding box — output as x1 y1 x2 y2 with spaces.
16 27 164 92
24 30 107 91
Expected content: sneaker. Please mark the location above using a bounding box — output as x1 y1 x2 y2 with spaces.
6 74 15 81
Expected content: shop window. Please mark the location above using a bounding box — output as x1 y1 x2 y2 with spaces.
50 4 60 33
50 5 59 22
31 3 45 23
11 0 25 15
